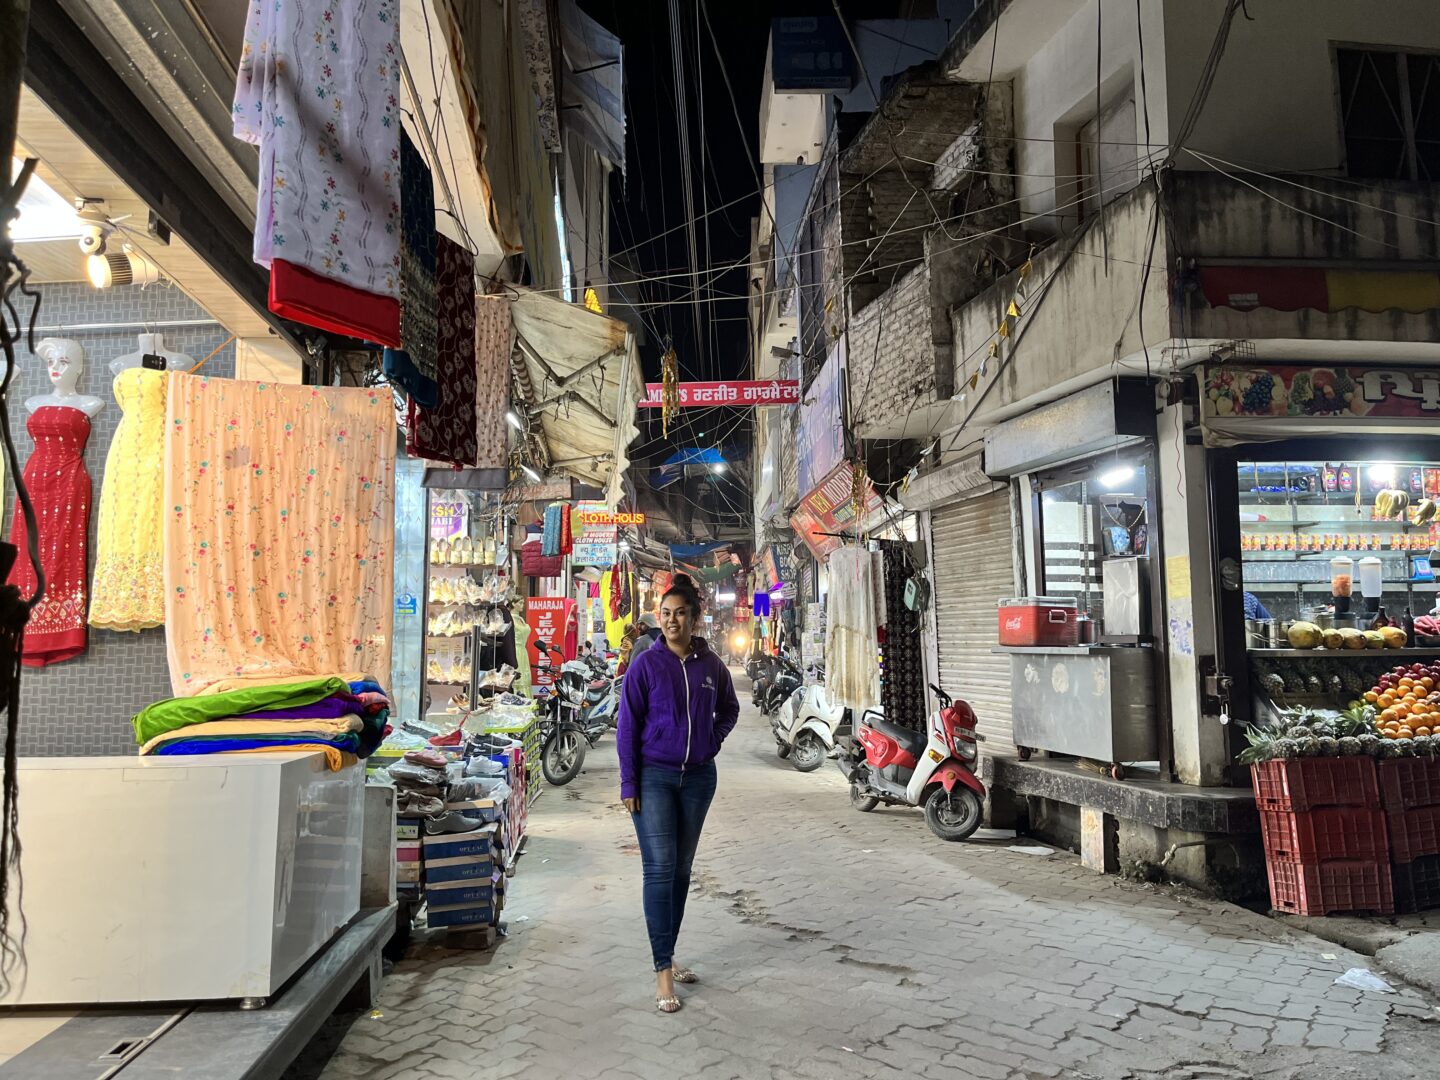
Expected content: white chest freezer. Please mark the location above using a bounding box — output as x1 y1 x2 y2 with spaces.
0 752 364 1005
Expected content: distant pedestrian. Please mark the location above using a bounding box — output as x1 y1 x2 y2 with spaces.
616 574 739 1014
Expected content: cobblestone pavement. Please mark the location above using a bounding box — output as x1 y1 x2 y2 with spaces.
304 692 1440 1080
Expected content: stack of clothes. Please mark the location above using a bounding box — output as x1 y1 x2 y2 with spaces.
132 676 391 770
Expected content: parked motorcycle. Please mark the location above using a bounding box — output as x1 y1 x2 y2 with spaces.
536 641 623 785
771 664 855 772
759 652 804 718
842 683 986 841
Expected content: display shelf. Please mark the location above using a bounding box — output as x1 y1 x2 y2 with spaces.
1246 647 1440 658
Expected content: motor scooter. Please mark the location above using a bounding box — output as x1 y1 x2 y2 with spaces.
771 664 856 772
760 652 803 717
536 642 623 785
842 683 986 841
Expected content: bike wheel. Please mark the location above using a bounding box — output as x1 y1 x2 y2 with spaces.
923 785 982 841
791 731 826 772
775 740 791 759
542 729 587 785
850 777 879 812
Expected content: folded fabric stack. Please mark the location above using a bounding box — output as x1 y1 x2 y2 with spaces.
132 676 392 771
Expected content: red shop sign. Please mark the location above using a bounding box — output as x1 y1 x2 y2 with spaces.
639 380 801 408
526 597 575 691
789 461 884 560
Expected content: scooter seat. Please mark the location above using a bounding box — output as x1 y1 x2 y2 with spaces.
868 715 928 757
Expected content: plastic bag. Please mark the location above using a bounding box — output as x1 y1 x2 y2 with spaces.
385 761 446 788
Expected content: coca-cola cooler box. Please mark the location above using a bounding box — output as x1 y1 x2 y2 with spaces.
998 596 1080 647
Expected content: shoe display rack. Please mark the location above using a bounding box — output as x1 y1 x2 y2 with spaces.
425 488 511 721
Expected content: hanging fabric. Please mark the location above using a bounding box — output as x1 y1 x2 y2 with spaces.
407 235 479 465
559 502 574 555
399 131 438 383
164 375 395 695
825 547 880 713
541 503 563 556
233 0 402 345
473 295 514 469
521 540 562 578
753 592 771 618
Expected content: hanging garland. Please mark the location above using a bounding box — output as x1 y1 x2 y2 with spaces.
660 343 680 437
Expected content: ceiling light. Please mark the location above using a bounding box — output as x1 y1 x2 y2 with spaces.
6 161 82 243
1368 464 1396 485
505 409 525 431
520 463 542 483
1098 466 1135 488
712 463 727 474
87 250 161 289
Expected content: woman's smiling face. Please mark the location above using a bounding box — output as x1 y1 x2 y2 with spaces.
659 594 696 644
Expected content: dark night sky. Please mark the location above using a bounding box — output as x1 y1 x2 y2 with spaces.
581 0 910 468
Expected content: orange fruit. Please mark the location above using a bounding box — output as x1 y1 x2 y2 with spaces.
1398 727 1414 739
1379 694 1395 708
1381 708 1397 723
1365 691 1380 705
1395 704 1410 719
1384 728 1400 739
1418 727 1433 738
1424 677 1436 690
1400 678 1415 690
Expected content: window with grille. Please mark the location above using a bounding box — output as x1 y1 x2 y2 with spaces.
1336 47 1440 180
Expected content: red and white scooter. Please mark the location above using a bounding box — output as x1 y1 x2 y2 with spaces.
843 683 986 841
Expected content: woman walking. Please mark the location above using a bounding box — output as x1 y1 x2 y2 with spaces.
616 574 740 1013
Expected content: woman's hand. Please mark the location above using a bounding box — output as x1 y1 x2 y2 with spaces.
623 796 640 814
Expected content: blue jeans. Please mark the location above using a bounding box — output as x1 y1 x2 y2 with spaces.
631 760 717 972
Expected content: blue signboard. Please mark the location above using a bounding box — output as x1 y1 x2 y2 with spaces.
395 593 418 617
772 18 853 92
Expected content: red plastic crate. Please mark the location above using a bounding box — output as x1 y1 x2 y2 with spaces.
1266 858 1394 916
1387 805 1440 863
1258 808 1390 861
1392 854 1440 914
1251 758 1380 812
1378 757 1440 811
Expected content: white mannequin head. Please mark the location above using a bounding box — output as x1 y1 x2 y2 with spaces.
36 338 85 396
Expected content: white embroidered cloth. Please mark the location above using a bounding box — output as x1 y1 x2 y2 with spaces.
233 0 401 300
826 546 881 712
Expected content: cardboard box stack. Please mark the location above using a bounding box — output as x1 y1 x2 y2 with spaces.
423 823 503 927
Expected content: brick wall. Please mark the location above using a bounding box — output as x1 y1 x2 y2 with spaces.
5 282 236 756
848 263 937 436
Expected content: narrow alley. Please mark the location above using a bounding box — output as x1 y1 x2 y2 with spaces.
304 687 1440 1080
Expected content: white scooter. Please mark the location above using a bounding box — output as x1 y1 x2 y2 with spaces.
771 664 861 773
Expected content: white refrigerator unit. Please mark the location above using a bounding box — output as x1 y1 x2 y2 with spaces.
1 751 364 1005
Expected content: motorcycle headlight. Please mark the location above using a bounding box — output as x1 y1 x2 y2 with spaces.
953 735 977 762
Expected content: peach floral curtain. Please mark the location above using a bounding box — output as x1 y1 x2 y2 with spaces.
164 375 395 695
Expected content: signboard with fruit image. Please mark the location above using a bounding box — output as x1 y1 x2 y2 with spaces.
1203 366 1440 419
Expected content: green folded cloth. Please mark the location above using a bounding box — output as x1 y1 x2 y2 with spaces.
132 677 350 745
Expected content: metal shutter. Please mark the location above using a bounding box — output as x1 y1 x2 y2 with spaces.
931 490 1017 757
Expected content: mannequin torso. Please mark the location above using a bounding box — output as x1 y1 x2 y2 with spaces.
28 338 104 417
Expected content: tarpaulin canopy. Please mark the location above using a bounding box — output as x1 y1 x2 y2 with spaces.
654 447 728 490
677 562 740 585
670 541 729 560
510 287 643 506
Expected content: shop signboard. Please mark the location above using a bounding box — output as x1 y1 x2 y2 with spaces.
771 17 853 91
1202 365 1440 419
572 499 618 567
526 597 575 691
429 498 468 539
638 380 800 408
790 460 884 560
797 341 845 496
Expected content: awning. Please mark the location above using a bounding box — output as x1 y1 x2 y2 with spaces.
510 287 642 506
558 0 626 170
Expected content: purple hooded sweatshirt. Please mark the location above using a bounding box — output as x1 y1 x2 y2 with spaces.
616 635 740 800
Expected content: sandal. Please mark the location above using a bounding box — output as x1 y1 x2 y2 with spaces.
671 967 698 984
655 995 682 1014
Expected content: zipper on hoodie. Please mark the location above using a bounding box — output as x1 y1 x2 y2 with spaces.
682 652 693 766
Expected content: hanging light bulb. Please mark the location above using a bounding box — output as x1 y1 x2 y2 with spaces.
520 463 542 483
505 409 525 431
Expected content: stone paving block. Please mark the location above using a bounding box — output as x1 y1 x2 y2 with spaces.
300 698 1440 1080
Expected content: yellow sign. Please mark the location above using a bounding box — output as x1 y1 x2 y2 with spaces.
1165 555 1191 601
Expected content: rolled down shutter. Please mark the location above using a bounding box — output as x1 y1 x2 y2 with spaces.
931 489 1017 757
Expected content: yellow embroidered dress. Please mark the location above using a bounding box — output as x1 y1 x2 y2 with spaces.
90 368 168 631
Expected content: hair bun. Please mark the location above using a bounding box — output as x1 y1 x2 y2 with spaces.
672 573 695 589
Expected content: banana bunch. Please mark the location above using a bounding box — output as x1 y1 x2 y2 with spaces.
1413 498 1438 526
1375 489 1411 519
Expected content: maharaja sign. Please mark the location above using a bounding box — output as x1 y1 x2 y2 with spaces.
1203 366 1440 419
